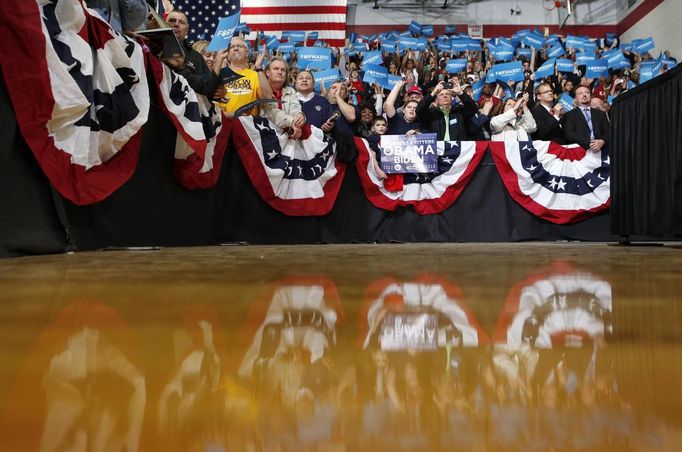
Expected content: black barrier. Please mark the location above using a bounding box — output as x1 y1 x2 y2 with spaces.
610 64 682 238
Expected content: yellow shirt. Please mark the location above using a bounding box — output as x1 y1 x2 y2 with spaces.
218 67 260 115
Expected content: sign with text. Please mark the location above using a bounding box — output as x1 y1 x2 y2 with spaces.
362 64 389 88
490 60 525 83
380 312 438 351
380 133 438 174
297 47 332 70
206 14 241 52
446 59 468 74
468 25 483 38
314 69 340 92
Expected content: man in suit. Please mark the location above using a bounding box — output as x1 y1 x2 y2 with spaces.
416 79 478 141
561 85 609 152
531 82 565 143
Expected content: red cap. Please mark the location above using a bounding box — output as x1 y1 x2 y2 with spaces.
406 86 423 95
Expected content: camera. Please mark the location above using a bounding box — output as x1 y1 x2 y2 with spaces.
442 82 453 89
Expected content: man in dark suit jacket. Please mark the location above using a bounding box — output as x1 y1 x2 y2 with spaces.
416 80 478 141
561 85 610 151
531 82 565 143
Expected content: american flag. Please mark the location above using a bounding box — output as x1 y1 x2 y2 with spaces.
241 0 347 47
162 0 241 43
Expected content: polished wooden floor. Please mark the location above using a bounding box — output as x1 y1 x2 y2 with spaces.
1 243 682 451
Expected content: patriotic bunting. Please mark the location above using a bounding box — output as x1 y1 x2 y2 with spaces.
0 0 149 205
489 141 610 224
354 138 488 215
146 56 231 189
232 117 346 216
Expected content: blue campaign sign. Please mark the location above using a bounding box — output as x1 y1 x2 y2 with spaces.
313 40 325 48
352 42 369 51
444 25 456 34
344 49 358 57
491 46 514 62
491 61 524 83
409 20 421 35
523 32 545 49
535 58 555 79
387 74 403 90
545 36 560 47
634 37 655 54
313 69 340 92
399 37 420 51
235 22 250 34
558 93 575 112
471 79 484 101
639 61 656 83
297 47 332 70
496 38 514 49
605 32 617 46
576 51 596 64
206 14 241 52
362 50 383 66
307 32 318 41
620 42 633 52
565 35 584 49
416 38 428 51
582 41 597 53
467 38 481 51
516 47 532 59
348 32 357 44
450 38 469 53
547 43 565 58
362 64 389 88
556 59 575 73
382 41 397 53
606 50 627 69
513 29 530 40
287 31 306 42
445 59 468 74
380 133 438 174
585 59 608 78
664 58 677 69
278 43 295 54
422 25 434 37
266 35 279 51
437 40 452 52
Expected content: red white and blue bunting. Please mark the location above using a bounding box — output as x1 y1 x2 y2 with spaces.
354 138 488 215
489 140 611 224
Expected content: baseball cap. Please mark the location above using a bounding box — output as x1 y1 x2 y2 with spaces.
406 86 423 95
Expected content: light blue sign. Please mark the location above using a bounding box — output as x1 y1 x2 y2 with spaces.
387 74 403 90
297 47 332 70
307 32 318 41
523 32 545 49
314 69 340 93
409 20 421 35
548 43 565 58
490 61 525 83
421 25 434 37
535 58 555 79
399 37 420 51
557 58 575 73
362 64 389 88
362 50 383 66
450 38 469 53
576 52 596 64
471 79 484 101
206 14 241 52
444 25 456 34
266 35 279 51
286 31 306 42
446 59 468 74
585 59 608 78
516 47 532 59
382 41 397 53
633 37 655 54
558 93 575 112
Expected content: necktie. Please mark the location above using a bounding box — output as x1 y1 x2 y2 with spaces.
582 108 594 140
442 108 450 141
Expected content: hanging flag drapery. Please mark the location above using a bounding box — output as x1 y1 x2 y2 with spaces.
0 0 149 205
146 56 231 189
241 0 348 47
232 117 347 216
489 141 611 224
354 138 488 215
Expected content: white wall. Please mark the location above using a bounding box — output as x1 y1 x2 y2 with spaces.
620 0 682 56
347 0 618 26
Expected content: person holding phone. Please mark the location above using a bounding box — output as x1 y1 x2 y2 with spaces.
416 79 478 141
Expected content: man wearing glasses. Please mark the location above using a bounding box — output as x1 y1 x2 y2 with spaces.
531 82 565 144
218 37 271 116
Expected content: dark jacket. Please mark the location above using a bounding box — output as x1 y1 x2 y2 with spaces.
416 92 479 140
174 41 221 98
561 106 610 149
531 104 565 143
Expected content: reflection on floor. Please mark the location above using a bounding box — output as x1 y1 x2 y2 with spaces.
0 244 681 450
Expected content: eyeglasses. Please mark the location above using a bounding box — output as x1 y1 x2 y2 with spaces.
229 44 247 50
537 90 553 95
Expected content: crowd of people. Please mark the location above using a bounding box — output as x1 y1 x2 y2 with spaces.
87 0 677 167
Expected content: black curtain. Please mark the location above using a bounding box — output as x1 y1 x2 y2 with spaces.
610 64 682 238
1 73 616 258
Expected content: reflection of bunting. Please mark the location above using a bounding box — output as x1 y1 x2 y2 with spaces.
354 138 488 215
358 274 489 349
232 116 346 216
493 262 612 349
489 141 610 224
147 56 231 189
0 0 149 205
